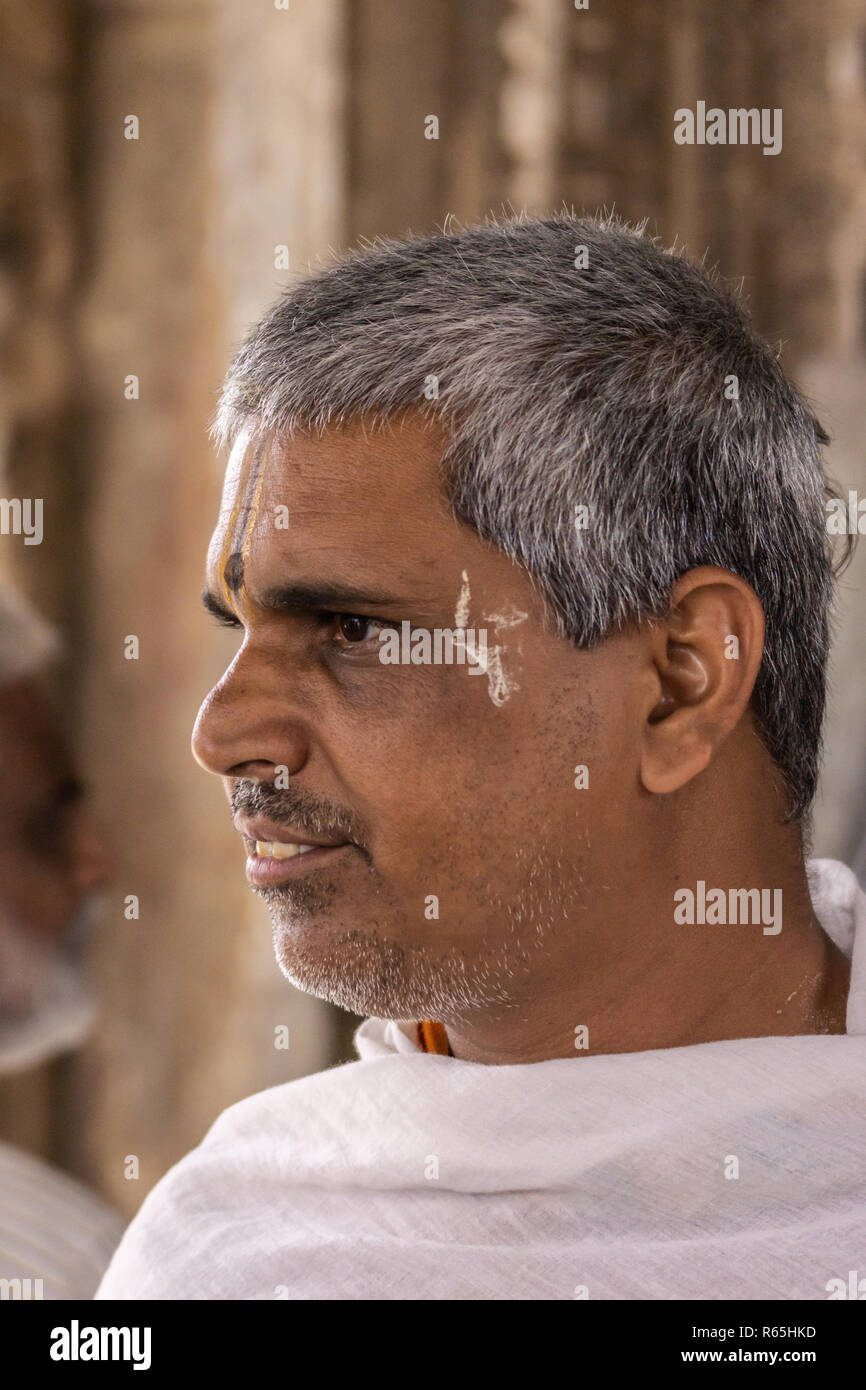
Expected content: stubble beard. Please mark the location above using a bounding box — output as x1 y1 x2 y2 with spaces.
252 845 580 1023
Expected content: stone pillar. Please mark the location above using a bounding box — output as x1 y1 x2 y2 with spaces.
346 0 505 239
70 0 343 1213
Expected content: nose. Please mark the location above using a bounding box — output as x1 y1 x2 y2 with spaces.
191 648 310 781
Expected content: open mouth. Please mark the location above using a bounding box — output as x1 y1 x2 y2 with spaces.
244 837 352 884
253 840 320 860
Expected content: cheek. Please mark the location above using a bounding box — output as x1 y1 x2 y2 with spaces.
445 678 619 853
326 648 620 859
349 690 569 862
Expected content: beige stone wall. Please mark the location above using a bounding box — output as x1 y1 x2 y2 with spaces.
71 0 355 1212
800 3 866 866
1 0 864 1213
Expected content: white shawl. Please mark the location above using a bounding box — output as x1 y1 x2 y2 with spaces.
96 858 866 1300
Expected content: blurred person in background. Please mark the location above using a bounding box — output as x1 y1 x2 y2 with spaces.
0 583 125 1298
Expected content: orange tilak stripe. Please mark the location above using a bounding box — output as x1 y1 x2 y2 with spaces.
416 1020 452 1056
218 436 256 610
218 431 272 616
239 464 266 602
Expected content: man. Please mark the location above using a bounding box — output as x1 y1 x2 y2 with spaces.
97 213 865 1300
0 584 125 1298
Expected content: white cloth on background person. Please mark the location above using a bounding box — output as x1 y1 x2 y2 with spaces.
0 1141 126 1299
96 858 866 1300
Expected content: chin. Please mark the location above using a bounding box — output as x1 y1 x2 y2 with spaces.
270 910 521 1022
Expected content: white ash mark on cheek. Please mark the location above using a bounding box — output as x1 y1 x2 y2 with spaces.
484 648 515 706
485 607 529 632
477 607 529 706
455 570 471 629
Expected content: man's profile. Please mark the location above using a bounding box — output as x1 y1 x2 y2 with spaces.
96 214 866 1300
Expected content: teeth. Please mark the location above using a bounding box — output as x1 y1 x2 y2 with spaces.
255 840 319 859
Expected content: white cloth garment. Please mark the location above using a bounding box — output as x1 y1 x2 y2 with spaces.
96 858 866 1300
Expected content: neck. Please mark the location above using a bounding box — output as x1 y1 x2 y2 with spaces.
443 759 851 1065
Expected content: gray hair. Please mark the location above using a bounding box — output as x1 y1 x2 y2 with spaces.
0 583 59 687
214 212 849 823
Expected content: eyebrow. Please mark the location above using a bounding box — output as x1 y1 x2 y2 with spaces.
201 581 415 624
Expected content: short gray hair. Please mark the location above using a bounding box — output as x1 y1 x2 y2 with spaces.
0 583 59 687
214 212 848 823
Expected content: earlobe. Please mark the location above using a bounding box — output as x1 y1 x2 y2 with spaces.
641 720 715 795
639 568 765 798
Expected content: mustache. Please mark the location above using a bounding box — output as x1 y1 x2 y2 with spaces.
230 780 368 849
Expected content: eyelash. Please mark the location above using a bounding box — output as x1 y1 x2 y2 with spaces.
211 611 388 648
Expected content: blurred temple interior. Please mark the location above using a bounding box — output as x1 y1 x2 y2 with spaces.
0 0 865 1219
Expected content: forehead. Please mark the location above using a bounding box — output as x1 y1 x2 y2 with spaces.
206 413 460 594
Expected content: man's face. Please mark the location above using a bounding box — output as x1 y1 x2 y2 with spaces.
193 414 643 1022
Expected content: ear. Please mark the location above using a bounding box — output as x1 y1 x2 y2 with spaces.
640 566 765 796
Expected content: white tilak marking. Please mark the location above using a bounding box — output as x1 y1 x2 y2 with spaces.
477 607 529 706
486 608 529 631
455 570 471 629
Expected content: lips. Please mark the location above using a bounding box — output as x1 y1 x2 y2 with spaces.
244 841 352 885
235 816 353 885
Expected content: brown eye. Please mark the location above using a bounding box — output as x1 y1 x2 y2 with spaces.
337 615 375 643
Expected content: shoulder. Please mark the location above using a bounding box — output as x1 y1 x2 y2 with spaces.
94 1060 375 1298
